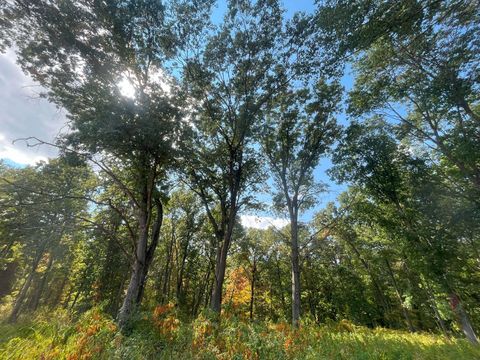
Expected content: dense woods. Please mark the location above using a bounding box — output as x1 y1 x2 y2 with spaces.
0 0 480 358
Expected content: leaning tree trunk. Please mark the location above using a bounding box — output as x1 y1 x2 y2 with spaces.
385 258 415 332
449 293 478 344
117 196 163 329
8 239 49 322
9 268 36 323
9 226 64 322
30 254 54 311
344 234 390 319
422 275 455 339
52 272 69 309
117 204 150 329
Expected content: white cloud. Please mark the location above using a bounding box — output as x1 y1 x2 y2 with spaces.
0 49 64 165
240 215 289 230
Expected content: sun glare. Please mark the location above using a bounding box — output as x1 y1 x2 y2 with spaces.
118 77 136 98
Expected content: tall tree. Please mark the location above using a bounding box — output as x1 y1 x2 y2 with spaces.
0 0 211 328
180 0 288 315
261 82 340 326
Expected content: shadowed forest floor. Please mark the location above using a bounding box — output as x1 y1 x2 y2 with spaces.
0 307 479 360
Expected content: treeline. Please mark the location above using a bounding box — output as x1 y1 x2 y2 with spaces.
0 0 479 344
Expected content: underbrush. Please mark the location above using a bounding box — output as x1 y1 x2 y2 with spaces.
0 307 478 359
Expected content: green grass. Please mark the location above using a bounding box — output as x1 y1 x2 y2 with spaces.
0 308 478 359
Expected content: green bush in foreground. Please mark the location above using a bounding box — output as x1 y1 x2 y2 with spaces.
0 308 479 360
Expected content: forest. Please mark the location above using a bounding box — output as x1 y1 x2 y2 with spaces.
0 0 479 359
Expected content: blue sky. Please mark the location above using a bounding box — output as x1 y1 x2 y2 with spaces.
212 0 316 19
0 0 353 227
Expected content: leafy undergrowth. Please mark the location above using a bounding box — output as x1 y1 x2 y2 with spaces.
0 307 479 360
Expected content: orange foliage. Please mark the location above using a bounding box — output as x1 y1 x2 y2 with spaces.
270 322 291 334
224 266 251 314
65 309 116 360
152 303 180 341
153 303 174 317
284 336 293 352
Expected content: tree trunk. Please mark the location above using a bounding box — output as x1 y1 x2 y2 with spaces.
161 217 175 303
137 200 163 304
385 258 415 332
274 254 286 311
249 257 257 320
52 272 68 308
176 237 189 306
9 226 64 322
210 236 230 313
432 299 449 337
30 254 54 311
208 154 241 315
344 235 390 316
116 162 163 330
70 289 81 311
114 271 129 315
0 260 18 301
9 269 35 322
117 254 144 328
193 260 212 317
8 243 47 322
117 205 150 329
290 216 301 328
67 267 89 310
449 293 478 344
423 279 449 338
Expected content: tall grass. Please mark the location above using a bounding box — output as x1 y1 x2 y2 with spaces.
0 307 478 359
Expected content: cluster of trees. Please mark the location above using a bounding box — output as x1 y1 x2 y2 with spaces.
0 0 478 344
